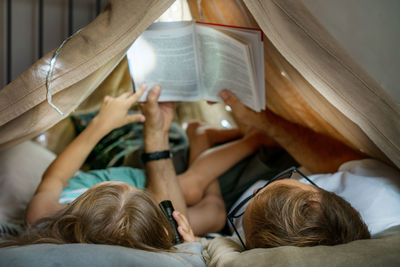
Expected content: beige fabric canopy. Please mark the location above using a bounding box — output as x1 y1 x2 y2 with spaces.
0 0 399 169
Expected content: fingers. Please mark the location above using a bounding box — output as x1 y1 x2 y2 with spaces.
173 210 190 226
147 85 162 103
114 84 148 103
125 114 145 124
142 85 162 115
220 89 240 108
127 84 147 105
173 210 196 243
118 92 132 99
103 95 112 103
220 89 253 120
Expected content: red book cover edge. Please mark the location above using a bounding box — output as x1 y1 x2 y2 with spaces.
195 21 263 41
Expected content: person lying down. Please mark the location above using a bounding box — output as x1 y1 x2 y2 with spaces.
2 85 400 253
0 85 274 251
218 90 400 249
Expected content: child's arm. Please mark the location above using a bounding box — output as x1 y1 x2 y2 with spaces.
179 131 264 205
191 133 262 184
25 88 146 224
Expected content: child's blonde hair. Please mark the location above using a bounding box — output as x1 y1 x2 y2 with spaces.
1 182 175 251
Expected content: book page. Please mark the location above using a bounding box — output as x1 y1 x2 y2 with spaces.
195 25 259 110
126 22 200 101
204 25 265 110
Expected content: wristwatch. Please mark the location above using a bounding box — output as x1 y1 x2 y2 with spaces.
141 150 172 163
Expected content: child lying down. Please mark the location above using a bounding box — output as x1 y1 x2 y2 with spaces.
0 85 273 251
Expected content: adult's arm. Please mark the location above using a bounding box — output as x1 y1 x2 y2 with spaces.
141 86 188 218
25 88 146 224
220 90 365 174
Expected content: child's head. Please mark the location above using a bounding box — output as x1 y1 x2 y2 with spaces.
243 180 371 249
4 182 175 251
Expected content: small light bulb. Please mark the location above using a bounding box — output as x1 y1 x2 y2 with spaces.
220 119 231 128
38 134 46 143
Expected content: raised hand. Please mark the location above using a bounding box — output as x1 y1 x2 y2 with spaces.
220 89 269 132
94 85 147 134
142 85 188 218
140 85 175 152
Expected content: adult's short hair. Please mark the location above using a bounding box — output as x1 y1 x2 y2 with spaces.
244 184 371 249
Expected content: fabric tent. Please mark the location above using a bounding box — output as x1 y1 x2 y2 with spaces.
0 0 399 169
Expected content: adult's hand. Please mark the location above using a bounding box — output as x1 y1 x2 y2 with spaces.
140 85 174 152
94 85 146 134
220 90 365 173
220 89 269 131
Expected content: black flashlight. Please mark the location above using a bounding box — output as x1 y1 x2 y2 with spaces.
159 200 183 244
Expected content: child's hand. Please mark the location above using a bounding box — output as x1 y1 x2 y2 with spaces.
93 85 147 133
173 210 199 243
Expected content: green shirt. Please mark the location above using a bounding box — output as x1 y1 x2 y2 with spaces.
59 167 146 204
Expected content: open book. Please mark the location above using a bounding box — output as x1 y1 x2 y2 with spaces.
126 21 265 111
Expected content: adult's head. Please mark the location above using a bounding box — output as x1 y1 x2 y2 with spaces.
243 179 371 249
1 182 175 251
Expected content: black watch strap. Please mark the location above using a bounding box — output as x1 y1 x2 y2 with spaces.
141 150 172 163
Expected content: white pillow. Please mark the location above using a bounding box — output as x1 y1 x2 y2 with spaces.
0 141 56 223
